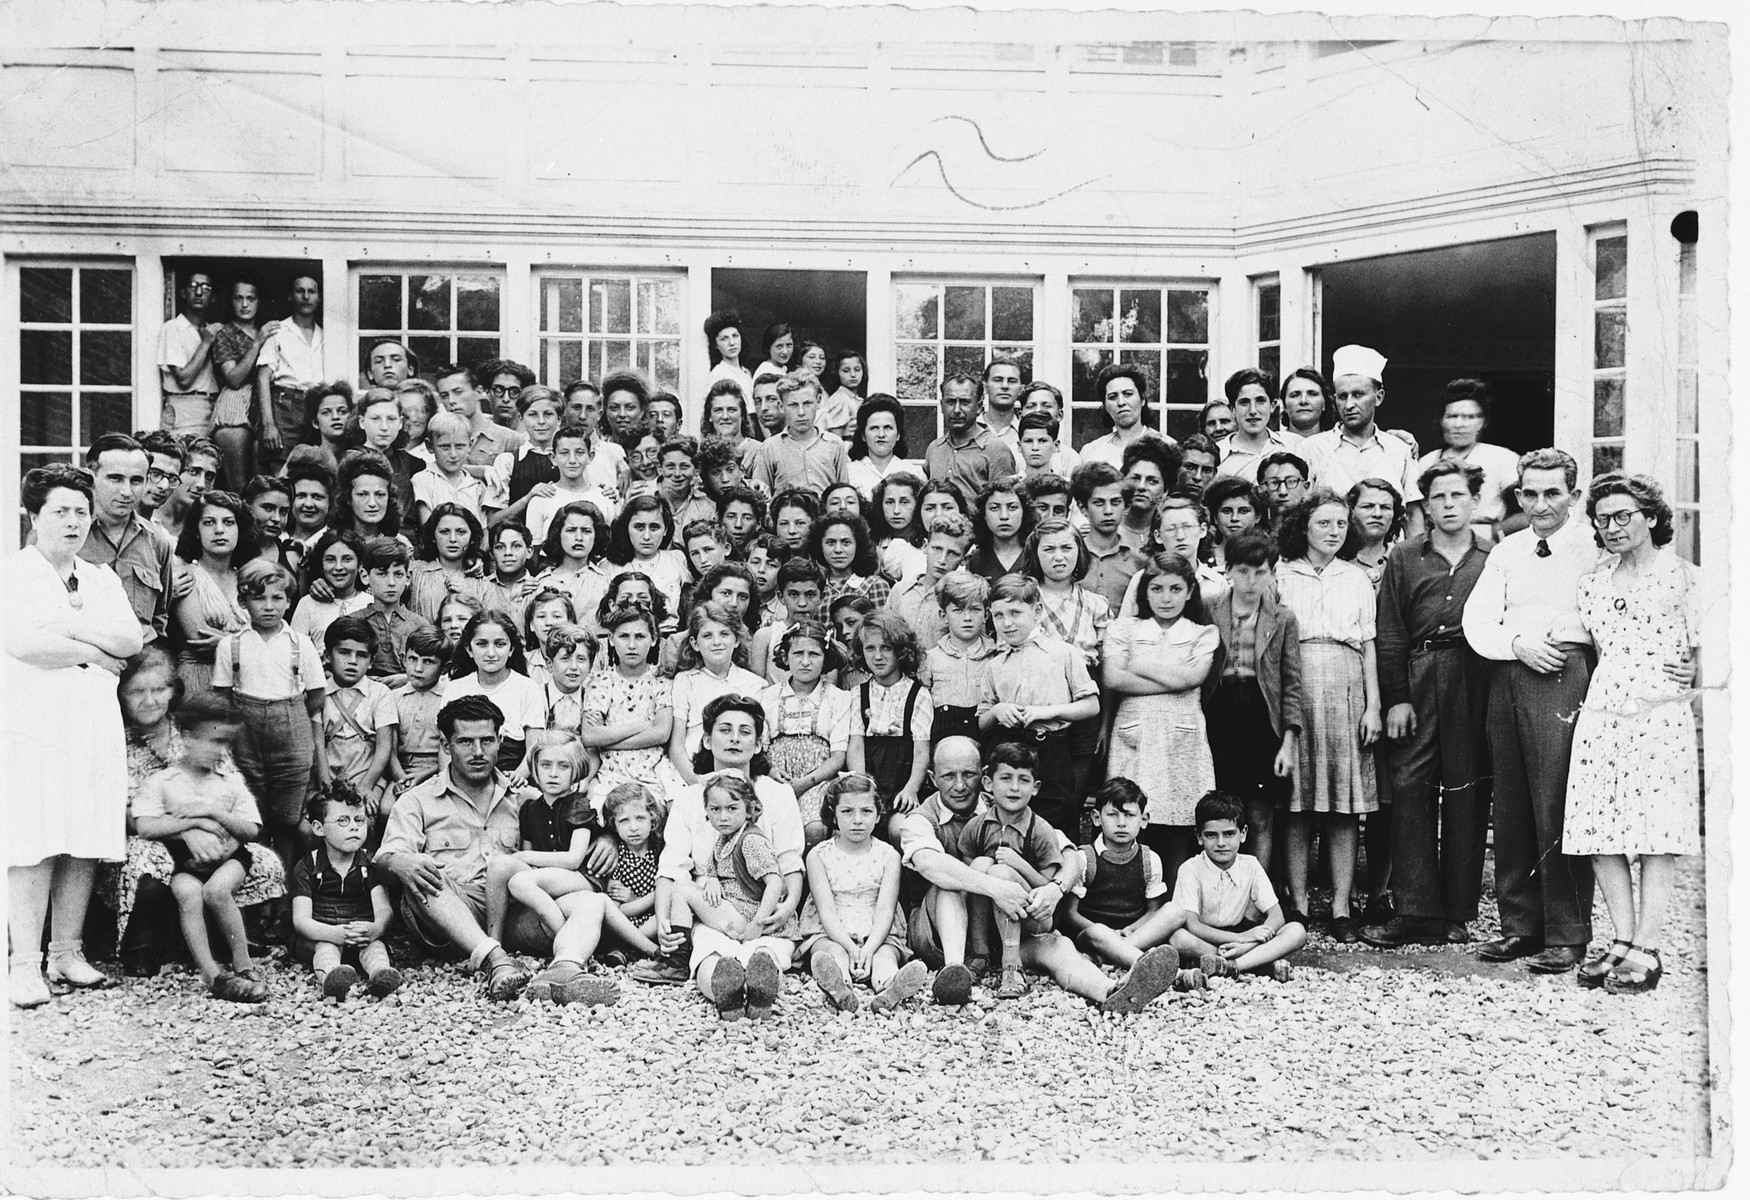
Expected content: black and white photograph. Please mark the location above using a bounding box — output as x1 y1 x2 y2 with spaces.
0 0 1734 1194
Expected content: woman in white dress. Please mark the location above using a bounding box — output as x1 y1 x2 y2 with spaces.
7 464 144 1007
1564 474 1701 995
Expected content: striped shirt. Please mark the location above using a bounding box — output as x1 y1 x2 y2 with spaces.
1274 557 1377 649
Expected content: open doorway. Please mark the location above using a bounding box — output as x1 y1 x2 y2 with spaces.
162 257 324 329
1318 233 1556 455
711 268 868 393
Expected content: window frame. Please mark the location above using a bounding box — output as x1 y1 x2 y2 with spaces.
891 276 1041 449
1588 224 1628 479
1673 234 1699 564
532 267 686 396
1066 279 1218 448
352 264 507 383
1254 275 1282 387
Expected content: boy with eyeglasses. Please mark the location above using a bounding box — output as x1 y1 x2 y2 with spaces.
291 781 403 1001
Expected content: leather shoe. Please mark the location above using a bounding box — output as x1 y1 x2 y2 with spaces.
1526 944 1585 974
1329 915 1358 944
1359 917 1446 948
1445 922 1472 945
1475 935 1543 962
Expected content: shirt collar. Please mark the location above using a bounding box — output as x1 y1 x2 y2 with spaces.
935 635 994 661
436 765 515 813
933 794 986 825
992 630 1047 656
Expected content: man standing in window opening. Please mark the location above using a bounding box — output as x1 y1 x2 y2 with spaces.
1301 344 1424 538
980 357 1027 463
158 270 219 438
923 372 1017 500
258 273 325 474
478 359 536 431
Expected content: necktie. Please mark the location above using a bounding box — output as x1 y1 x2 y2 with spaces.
1535 538 1551 558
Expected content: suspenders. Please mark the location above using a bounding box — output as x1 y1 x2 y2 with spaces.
230 629 303 694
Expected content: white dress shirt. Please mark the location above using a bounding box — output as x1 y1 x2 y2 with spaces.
1461 516 1602 661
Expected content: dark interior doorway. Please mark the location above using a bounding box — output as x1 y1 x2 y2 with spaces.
711 268 868 385
1319 233 1556 455
162 257 324 327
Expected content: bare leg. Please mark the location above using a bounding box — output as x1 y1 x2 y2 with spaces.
507 868 590 937
1284 812 1312 914
484 856 526 943
600 901 659 955
1632 855 1676 951
407 887 495 963
1592 855 1635 942
1021 931 1115 1003
8 861 53 961
1228 923 1308 972
1122 903 1190 953
925 886 969 967
1075 923 1140 969
550 891 610 965
869 944 904 992
47 857 97 944
1169 927 1220 958
1326 814 1358 919
170 874 224 985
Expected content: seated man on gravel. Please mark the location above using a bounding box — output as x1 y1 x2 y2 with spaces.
375 695 534 1001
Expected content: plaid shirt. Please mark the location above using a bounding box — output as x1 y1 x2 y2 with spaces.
1037 585 1111 670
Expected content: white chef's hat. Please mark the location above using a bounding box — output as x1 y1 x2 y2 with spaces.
1331 344 1388 384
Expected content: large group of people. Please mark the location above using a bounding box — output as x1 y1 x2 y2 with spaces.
6 294 1703 1022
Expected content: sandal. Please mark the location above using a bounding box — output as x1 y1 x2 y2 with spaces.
1578 939 1633 990
1603 945 1663 995
209 971 269 1004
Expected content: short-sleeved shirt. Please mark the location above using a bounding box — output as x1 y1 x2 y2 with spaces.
1301 428 1423 504
290 847 381 926
412 469 486 524
886 573 949 649
957 807 1064 875
1274 557 1378 650
760 680 854 751
919 637 995 709
324 678 400 783
978 632 1098 733
1081 535 1148 614
440 670 547 741
289 592 372 654
378 767 523 897
262 320 324 392
657 775 803 882
135 762 261 863
891 794 987 870
854 678 934 741
751 429 851 495
394 683 445 763
518 790 600 854
1172 852 1278 928
1216 430 1304 484
922 428 1017 500
213 625 325 701
157 313 218 395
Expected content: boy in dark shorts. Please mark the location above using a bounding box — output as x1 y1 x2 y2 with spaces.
1062 778 1195 980
290 781 402 1001
1169 790 1306 981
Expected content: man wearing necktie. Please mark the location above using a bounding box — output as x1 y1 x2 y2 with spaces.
1461 449 1600 973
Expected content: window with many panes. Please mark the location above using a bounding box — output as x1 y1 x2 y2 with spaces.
1589 228 1627 477
17 263 135 541
356 269 502 381
1255 278 1281 386
1674 233 1699 564
1069 283 1212 445
894 280 1036 452
536 272 683 392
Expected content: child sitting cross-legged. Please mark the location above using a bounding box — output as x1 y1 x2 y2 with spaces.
1168 790 1307 982
290 780 402 1001
483 733 601 949
130 694 271 1004
1061 778 1202 988
798 774 929 1013
961 742 1180 1012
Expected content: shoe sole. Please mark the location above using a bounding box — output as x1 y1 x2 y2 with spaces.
1198 953 1236 980
931 963 974 1006
1526 958 1582 975
744 952 782 1020
869 961 928 1012
367 968 404 998
712 957 747 1021
487 970 531 1002
321 966 360 1000
1102 946 1180 1014
554 976 621 1007
811 956 859 1013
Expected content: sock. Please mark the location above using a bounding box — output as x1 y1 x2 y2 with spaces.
468 938 502 972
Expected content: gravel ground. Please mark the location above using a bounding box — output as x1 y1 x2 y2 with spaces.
7 857 1716 1171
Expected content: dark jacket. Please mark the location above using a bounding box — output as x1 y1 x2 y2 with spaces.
1202 590 1304 737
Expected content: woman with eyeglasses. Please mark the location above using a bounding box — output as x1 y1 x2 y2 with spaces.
1561 473 1701 995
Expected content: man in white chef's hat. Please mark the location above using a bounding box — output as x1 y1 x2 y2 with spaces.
1300 344 1425 538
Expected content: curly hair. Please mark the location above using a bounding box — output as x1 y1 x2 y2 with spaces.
331 449 404 537
415 501 486 569
22 462 94 514
689 694 771 778
1586 471 1674 549
174 489 262 566
691 561 756 634
869 471 926 544
674 601 744 673
1341 478 1405 559
596 571 670 631
701 771 762 824
855 611 922 679
1275 486 1349 564
598 602 660 666
521 587 578 650
771 617 842 677
602 782 667 840
1022 518 1090 584
972 477 1037 551
540 500 610 570
806 513 880 577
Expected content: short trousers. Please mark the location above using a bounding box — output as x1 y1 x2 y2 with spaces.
168 840 253 879
688 924 795 974
395 873 487 958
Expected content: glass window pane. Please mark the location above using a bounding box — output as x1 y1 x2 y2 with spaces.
992 346 1033 384
587 342 604 383
20 268 72 324
651 279 682 336
81 269 132 325
943 286 986 342
1164 407 1201 442
894 285 939 341
1676 369 1698 435
1070 346 1112 408
1592 376 1625 437
600 339 632 375
1594 309 1626 370
1120 348 1161 395
901 404 939 453
1592 442 1624 476
20 330 72 385
1118 289 1161 344
591 279 632 335
1071 408 1108 449
557 339 584 388
81 330 132 387
1595 235 1628 301
1258 345 1281 385
1676 440 1698 504
80 392 133 444
650 340 681 391
991 287 1034 342
19 391 72 446
896 343 940 402
408 275 452 332
1164 347 1208 406
407 336 451 380
1071 289 1112 344
545 279 583 334
1673 510 1699 566
1166 289 1210 344
455 276 500 333
456 336 500 370
1257 283 1280 342
944 345 986 381
358 275 402 331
